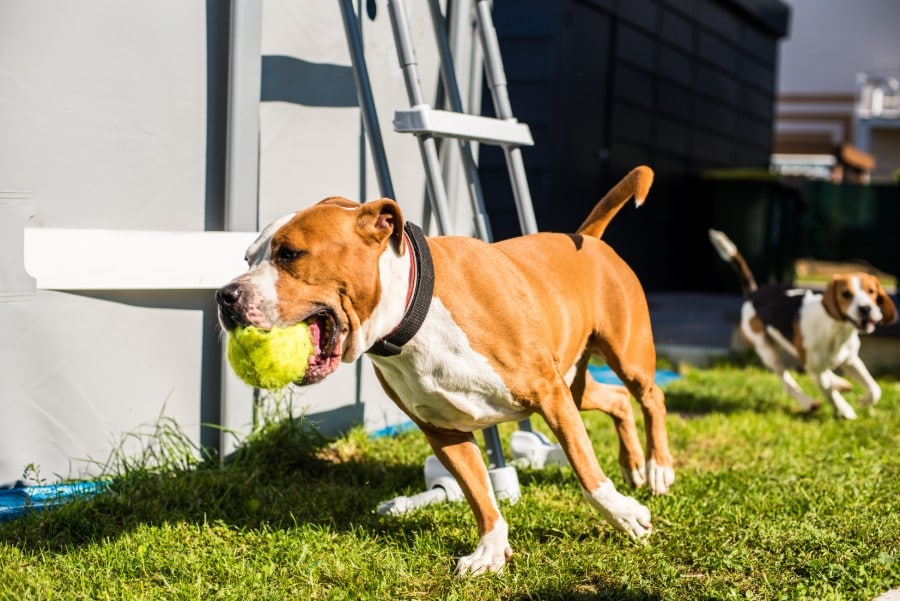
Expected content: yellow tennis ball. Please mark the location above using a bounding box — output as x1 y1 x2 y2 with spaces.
226 323 313 390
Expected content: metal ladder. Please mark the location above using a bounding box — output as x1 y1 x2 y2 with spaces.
339 0 564 514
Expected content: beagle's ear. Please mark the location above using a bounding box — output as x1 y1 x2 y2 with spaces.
357 198 406 255
821 276 844 321
875 280 897 325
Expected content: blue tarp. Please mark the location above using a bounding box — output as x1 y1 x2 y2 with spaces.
0 481 109 522
587 364 682 387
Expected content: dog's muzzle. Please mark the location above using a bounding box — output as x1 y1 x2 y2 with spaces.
216 282 242 330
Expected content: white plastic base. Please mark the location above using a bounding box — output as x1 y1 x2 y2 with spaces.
377 455 521 515
488 465 520 504
509 430 569 468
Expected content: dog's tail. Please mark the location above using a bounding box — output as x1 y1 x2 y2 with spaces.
708 228 758 297
576 165 654 238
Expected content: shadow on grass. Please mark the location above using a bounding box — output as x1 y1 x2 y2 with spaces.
0 417 444 555
659 355 834 418
507 584 664 601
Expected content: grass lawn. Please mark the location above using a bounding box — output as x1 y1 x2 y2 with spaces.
1 362 898 600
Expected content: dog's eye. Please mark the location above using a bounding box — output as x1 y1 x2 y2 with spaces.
841 290 853 300
276 246 304 262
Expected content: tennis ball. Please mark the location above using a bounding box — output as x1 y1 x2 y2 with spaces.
226 323 314 390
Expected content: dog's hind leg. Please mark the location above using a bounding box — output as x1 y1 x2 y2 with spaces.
570 361 647 489
538 376 652 539
601 342 675 495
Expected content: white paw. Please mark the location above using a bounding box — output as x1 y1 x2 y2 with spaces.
646 458 675 495
455 518 512 576
583 480 652 539
619 463 647 489
831 394 858 419
837 406 858 420
860 386 881 408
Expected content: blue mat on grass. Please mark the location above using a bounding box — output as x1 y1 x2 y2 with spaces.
587 364 682 387
0 481 109 522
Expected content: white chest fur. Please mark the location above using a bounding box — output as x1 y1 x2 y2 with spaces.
800 301 859 371
369 297 529 432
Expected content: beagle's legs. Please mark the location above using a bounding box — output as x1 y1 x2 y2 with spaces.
841 355 881 407
827 371 854 393
811 371 858 419
780 370 822 412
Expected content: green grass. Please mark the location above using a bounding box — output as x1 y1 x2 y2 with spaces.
1 363 898 600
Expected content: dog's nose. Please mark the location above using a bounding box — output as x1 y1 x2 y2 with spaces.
216 283 242 307
859 304 871 316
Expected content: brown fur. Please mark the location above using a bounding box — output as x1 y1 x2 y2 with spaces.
576 166 654 238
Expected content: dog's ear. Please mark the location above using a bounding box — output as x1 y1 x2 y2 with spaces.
821 276 844 321
357 198 406 254
317 196 359 209
874 279 897 325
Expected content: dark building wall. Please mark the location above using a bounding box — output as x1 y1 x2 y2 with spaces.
479 0 790 291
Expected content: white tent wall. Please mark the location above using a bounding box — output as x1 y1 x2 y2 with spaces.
0 0 474 486
0 1 206 230
0 0 209 487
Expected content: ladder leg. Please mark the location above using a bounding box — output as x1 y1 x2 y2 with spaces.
427 0 493 242
338 0 396 200
387 0 455 235
473 0 539 236
389 0 508 470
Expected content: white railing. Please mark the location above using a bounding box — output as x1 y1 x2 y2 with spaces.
857 70 900 119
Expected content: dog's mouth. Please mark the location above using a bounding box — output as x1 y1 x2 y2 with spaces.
300 309 342 385
849 315 878 334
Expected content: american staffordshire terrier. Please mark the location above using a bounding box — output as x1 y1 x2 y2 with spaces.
217 166 674 574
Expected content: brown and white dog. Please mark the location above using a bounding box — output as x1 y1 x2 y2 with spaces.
217 166 674 575
709 229 896 419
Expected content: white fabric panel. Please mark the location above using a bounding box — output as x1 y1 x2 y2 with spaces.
0 0 206 230
0 291 202 486
258 0 441 228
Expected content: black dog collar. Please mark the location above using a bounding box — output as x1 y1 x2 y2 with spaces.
367 221 434 357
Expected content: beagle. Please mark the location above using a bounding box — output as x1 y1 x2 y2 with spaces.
709 229 896 419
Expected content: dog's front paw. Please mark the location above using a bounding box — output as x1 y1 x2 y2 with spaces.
859 385 882 408
837 405 858 419
455 519 512 576
583 480 652 539
646 458 675 495
830 394 858 419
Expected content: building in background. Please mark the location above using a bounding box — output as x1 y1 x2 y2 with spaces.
774 0 900 183
486 0 791 291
